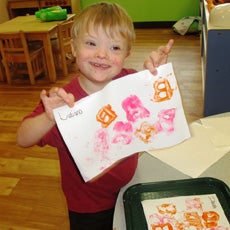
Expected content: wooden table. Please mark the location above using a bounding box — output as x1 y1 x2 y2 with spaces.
0 14 75 83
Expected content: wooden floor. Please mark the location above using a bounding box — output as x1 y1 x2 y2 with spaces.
0 28 203 229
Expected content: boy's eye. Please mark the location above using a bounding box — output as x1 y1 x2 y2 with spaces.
86 41 96 46
112 46 121 51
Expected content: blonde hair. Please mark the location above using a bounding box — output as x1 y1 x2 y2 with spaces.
71 2 136 50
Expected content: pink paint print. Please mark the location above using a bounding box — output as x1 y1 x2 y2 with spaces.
112 121 133 145
154 108 176 134
122 95 150 122
94 129 109 157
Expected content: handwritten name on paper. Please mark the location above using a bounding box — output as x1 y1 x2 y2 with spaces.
53 63 191 181
58 109 83 120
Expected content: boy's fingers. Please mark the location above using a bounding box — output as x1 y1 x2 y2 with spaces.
164 39 174 54
40 89 48 101
55 88 75 107
67 93 75 107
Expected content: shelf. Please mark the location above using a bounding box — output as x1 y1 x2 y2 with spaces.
7 0 72 18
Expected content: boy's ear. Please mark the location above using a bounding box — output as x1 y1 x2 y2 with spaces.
71 39 77 57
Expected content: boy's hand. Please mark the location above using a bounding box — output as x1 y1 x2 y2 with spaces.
143 39 174 75
40 87 75 121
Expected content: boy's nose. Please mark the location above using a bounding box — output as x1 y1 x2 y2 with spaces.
95 48 108 59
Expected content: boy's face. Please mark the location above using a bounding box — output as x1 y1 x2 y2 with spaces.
71 25 130 91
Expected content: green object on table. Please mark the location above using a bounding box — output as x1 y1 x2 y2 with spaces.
35 6 62 18
39 9 67 22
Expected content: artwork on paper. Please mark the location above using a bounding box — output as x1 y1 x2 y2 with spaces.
141 194 230 230
53 63 191 182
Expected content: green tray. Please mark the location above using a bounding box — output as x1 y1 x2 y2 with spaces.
123 177 230 230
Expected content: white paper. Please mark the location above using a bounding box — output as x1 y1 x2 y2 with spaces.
147 122 230 178
53 63 190 181
200 116 230 147
141 194 230 230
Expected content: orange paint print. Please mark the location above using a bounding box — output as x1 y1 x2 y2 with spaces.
157 203 177 215
151 223 173 230
153 78 173 102
135 121 157 144
96 104 117 128
184 212 203 230
202 211 220 228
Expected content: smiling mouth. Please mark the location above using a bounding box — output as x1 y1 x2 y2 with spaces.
91 62 110 69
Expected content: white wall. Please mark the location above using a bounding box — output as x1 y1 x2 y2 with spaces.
0 0 9 23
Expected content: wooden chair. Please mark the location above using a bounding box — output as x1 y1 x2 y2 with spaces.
0 31 47 85
53 20 75 77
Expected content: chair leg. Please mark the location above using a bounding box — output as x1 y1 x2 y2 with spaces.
26 61 35 85
2 60 12 85
42 50 48 79
60 51 68 77
62 60 68 77
0 59 5 82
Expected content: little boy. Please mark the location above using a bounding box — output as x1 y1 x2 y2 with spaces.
17 2 173 229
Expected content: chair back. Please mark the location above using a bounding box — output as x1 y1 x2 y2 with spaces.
55 20 75 76
0 31 46 85
0 32 29 63
57 20 74 51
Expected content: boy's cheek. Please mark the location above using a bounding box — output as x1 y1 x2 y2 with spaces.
112 56 126 67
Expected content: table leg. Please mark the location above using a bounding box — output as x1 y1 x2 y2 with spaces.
43 34 57 83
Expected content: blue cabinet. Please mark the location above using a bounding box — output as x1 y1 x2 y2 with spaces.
201 1 230 116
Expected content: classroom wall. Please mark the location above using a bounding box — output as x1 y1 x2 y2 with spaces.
80 0 200 22
0 0 9 23
71 0 82 15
